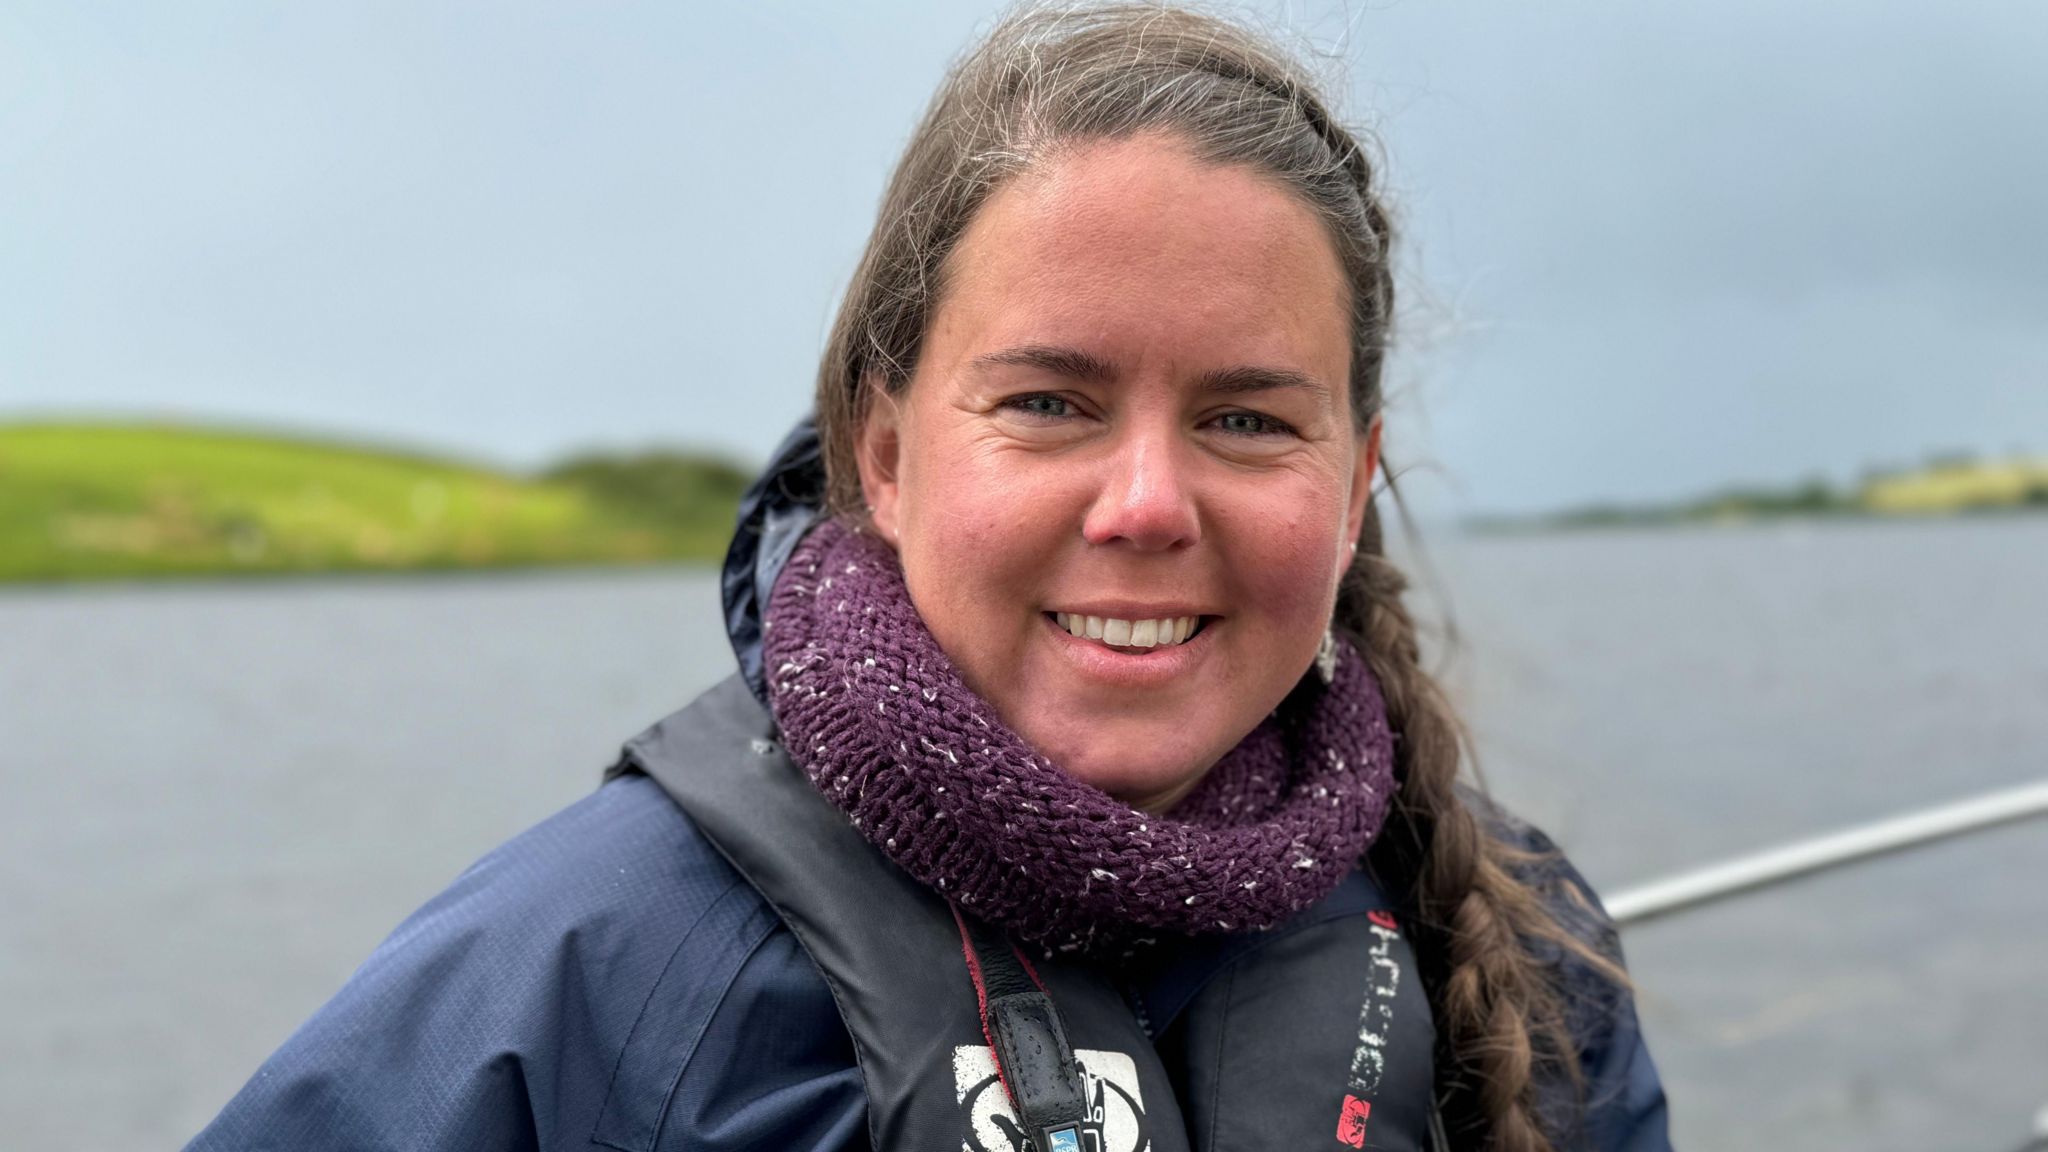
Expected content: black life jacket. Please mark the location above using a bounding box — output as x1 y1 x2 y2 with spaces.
617 676 1441 1152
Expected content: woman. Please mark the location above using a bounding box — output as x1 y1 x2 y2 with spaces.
190 6 1669 1151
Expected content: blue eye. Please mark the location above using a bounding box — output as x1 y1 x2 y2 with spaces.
1215 411 1287 436
1007 394 1074 418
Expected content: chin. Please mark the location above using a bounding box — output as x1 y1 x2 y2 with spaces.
1042 732 1222 811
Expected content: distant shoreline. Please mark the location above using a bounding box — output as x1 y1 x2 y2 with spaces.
1468 456 2048 534
1468 502 2048 536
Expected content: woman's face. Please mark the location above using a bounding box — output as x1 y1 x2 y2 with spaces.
858 134 1378 811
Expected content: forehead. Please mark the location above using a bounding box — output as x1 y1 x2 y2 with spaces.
932 134 1352 374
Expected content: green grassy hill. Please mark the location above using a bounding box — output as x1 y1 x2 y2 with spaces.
0 422 751 582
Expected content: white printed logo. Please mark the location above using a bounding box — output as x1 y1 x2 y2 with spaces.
951 1045 1150 1152
1337 909 1406 1148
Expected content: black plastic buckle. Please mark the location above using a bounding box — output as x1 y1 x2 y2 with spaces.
1035 1121 1084 1152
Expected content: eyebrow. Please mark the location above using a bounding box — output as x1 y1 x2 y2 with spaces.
971 344 1330 400
970 344 1118 384
1194 364 1330 401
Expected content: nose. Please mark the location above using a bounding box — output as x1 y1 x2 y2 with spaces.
1080 431 1201 552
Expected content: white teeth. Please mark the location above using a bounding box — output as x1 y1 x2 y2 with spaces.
1053 613 1201 650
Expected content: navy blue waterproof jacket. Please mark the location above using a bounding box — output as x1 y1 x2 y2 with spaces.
187 422 1672 1152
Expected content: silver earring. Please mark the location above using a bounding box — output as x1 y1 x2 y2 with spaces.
1315 628 1339 684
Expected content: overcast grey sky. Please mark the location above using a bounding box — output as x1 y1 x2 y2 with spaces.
4 1 2044 514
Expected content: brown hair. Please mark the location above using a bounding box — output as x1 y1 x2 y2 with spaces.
813 5 1618 1148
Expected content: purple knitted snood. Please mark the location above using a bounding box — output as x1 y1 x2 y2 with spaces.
763 517 1398 954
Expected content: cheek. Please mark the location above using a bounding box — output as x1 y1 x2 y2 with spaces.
1265 535 1344 620
902 437 1070 558
895 439 1077 646
1216 488 1350 622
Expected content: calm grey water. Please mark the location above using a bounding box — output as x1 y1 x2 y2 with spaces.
3 518 2043 1151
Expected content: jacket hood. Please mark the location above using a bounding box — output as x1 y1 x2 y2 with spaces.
722 417 827 707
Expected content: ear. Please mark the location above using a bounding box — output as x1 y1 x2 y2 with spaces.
855 380 905 546
1342 414 1382 560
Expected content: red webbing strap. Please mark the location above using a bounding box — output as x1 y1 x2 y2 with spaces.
951 903 1017 1113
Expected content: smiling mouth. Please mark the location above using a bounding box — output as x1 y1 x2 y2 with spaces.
1047 611 1206 650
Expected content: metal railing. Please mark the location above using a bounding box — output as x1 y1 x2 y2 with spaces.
1602 777 2048 1151
1606 778 2048 927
